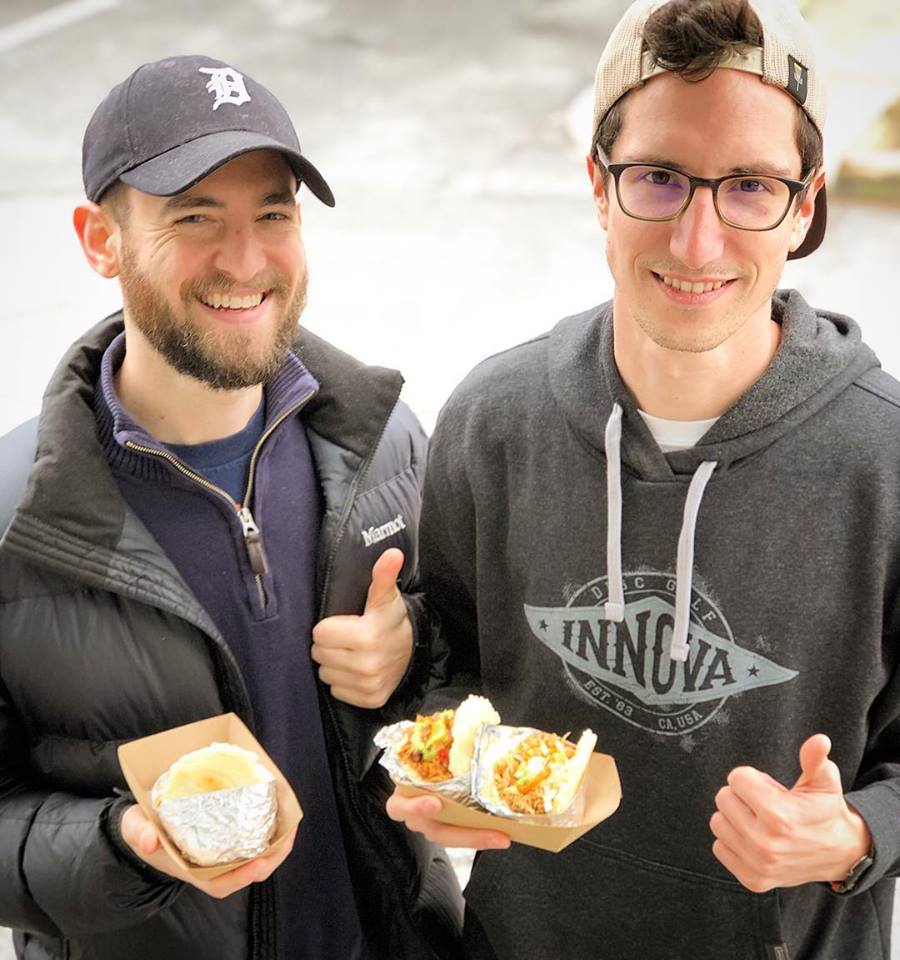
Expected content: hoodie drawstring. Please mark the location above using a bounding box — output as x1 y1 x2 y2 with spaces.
670 460 717 661
601 402 717 662
603 404 626 622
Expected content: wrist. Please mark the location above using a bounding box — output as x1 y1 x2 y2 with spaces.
829 804 873 892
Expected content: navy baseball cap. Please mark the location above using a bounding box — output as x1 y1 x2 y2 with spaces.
82 55 335 206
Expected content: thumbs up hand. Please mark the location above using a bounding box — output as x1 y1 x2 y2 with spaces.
709 734 872 892
311 548 414 708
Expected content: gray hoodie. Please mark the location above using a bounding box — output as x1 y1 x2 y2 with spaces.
420 290 900 960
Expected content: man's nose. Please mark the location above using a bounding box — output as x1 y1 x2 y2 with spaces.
214 227 267 283
669 186 726 269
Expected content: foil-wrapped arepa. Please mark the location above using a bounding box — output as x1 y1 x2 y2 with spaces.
152 741 278 867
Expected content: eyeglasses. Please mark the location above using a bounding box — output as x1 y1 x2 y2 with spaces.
595 147 815 232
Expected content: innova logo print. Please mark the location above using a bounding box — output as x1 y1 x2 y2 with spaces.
524 573 797 736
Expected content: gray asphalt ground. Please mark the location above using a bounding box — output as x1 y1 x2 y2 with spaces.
1 0 899 957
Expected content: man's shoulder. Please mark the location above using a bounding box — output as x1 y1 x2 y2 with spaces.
0 417 39 534
448 307 599 404
853 366 900 413
440 304 605 418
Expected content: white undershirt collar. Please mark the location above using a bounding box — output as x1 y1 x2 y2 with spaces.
637 409 719 453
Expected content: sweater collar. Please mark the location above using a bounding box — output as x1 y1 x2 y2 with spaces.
94 330 319 480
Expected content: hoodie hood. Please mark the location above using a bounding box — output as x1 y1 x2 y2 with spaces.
549 289 881 660
549 289 881 482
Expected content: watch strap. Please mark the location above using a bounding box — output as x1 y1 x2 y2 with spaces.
830 851 874 894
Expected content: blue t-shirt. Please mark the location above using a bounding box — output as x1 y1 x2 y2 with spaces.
166 398 266 503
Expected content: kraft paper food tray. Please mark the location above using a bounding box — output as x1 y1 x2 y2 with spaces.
118 712 303 881
396 752 621 853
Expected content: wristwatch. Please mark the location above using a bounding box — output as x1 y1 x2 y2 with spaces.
830 851 874 894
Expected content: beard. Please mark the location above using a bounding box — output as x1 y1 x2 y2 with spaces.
118 245 308 390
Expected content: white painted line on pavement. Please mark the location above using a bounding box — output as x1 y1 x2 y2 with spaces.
0 0 119 55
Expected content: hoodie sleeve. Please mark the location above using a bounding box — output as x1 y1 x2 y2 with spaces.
0 679 183 937
840 657 900 895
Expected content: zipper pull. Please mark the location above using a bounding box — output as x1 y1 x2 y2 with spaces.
237 506 268 577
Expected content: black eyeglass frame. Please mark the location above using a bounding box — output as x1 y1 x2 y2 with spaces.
594 147 816 232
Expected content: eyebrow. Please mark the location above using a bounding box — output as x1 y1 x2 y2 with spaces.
620 156 797 178
161 189 297 212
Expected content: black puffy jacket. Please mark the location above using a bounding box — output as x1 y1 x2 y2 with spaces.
0 314 461 960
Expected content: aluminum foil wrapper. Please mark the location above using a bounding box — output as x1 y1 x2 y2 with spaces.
153 773 278 867
374 720 474 803
472 724 587 826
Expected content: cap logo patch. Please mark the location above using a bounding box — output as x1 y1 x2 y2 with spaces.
198 66 251 111
786 55 808 105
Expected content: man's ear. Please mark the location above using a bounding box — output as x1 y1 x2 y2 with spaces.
587 154 610 230
73 202 122 278
789 168 826 254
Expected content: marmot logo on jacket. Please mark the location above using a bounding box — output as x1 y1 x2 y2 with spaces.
524 572 797 735
361 513 407 547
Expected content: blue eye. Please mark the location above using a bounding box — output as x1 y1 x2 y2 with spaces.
633 168 687 194
732 179 770 195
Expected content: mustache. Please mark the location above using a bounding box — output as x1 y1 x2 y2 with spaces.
181 273 293 299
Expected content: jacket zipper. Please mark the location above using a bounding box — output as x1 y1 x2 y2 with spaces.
125 387 316 607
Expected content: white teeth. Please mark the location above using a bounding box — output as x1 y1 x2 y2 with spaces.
201 292 264 310
660 275 727 293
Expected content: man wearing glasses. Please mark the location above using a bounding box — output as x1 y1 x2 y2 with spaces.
388 1 900 958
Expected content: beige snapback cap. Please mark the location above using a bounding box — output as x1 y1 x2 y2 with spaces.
592 0 827 259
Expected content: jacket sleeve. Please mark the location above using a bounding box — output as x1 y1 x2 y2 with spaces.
410 397 485 711
0 677 183 937
377 400 455 718
381 584 449 721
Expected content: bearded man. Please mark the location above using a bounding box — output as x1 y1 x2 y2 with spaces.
0 55 461 960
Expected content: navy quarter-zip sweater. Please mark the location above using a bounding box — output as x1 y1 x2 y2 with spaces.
94 333 366 960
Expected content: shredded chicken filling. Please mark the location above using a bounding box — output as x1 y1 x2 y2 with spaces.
494 732 575 815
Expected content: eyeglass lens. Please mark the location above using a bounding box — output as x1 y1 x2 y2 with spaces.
617 166 792 229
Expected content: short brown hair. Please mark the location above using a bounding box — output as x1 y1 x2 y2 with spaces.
592 0 822 186
99 180 131 227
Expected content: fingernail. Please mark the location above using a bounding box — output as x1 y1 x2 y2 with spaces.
489 835 511 849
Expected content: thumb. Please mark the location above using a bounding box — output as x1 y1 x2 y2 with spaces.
793 733 842 794
364 548 404 612
138 820 161 856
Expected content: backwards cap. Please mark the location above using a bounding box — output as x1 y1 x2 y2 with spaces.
591 0 826 258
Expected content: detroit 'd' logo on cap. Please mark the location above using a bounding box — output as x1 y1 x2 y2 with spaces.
198 66 252 111
524 572 797 736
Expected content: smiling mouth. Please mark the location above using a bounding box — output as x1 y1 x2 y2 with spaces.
652 272 735 294
198 291 270 310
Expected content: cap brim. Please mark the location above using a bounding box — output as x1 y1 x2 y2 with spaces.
787 185 826 260
118 130 335 207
